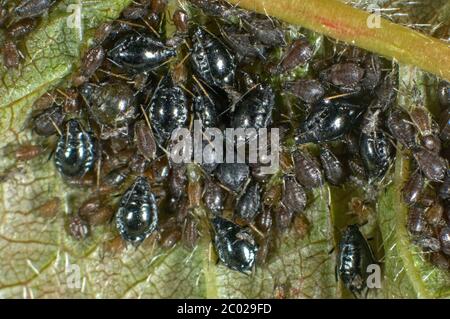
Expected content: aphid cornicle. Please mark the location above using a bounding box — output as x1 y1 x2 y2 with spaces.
359 110 394 181
212 216 258 273
191 27 236 89
108 33 176 72
55 119 96 178
148 74 189 143
116 176 159 246
295 99 364 144
336 225 376 298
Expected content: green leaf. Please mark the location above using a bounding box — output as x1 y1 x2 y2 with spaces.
0 0 448 299
0 0 133 148
0 138 338 298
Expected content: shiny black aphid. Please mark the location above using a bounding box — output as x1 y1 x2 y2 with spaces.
116 176 158 246
191 27 236 88
55 119 96 178
360 110 393 181
212 216 258 273
232 83 275 130
337 225 376 298
148 74 188 143
295 99 364 144
108 33 176 72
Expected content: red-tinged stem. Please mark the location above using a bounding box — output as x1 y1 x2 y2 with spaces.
228 0 450 81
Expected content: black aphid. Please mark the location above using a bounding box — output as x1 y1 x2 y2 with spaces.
116 176 159 246
108 33 176 72
336 225 376 298
55 119 96 178
212 216 258 273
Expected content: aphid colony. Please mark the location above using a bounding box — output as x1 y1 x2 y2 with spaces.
2 0 449 296
396 83 450 270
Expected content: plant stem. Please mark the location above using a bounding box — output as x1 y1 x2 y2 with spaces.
228 0 450 81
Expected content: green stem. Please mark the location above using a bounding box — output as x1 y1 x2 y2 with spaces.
228 0 450 82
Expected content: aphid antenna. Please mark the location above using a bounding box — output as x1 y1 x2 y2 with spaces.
192 74 214 105
98 68 132 81
116 19 146 30
430 21 443 35
181 38 192 50
48 116 62 136
179 83 196 98
248 223 265 239
323 92 354 101
177 51 192 67
144 75 164 109
220 83 259 116
55 88 70 100
154 54 178 70
159 9 167 31
91 72 101 83
140 17 161 38
195 73 218 95
217 182 233 194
